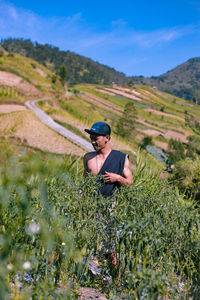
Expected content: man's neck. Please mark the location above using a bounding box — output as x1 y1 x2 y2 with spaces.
97 145 112 158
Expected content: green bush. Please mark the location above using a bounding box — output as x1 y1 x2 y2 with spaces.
31 62 36 69
7 52 14 57
140 136 154 149
170 158 200 201
168 139 185 164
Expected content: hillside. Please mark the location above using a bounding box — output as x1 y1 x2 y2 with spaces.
1 38 127 85
131 58 200 102
0 48 65 102
2 38 200 103
0 51 85 161
1 50 200 171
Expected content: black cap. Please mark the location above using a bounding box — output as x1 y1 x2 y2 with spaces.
85 122 111 136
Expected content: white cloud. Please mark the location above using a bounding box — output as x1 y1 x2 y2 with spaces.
0 0 198 75
0 1 194 49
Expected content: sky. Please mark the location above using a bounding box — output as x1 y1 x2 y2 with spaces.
0 0 200 77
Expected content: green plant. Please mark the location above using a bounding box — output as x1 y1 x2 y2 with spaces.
168 138 185 164
51 75 57 84
0 152 200 298
7 52 14 57
31 62 36 69
116 102 137 141
140 136 154 149
58 64 68 85
170 157 200 201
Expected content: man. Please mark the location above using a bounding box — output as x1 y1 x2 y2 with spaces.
84 121 132 197
84 122 132 275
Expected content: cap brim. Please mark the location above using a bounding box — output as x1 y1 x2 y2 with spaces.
84 129 104 135
84 129 93 134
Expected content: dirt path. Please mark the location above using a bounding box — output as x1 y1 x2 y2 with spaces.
104 87 142 101
144 108 183 120
141 129 163 137
25 99 93 152
0 104 27 113
114 86 141 97
165 130 188 143
81 93 122 114
96 88 116 96
78 287 107 300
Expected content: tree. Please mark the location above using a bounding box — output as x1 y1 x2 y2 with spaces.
140 136 153 149
192 90 200 105
59 64 68 85
116 102 137 141
168 139 185 164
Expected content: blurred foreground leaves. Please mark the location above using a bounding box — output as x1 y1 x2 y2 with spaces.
0 152 200 299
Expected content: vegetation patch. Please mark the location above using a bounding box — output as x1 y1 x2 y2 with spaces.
0 153 200 298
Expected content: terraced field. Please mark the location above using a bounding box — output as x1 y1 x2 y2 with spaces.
1 51 200 170
43 83 199 153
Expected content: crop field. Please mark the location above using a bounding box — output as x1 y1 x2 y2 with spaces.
0 110 84 156
0 52 63 101
1 153 200 299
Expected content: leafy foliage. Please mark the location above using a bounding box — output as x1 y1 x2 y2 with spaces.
116 102 137 141
0 153 200 298
140 136 154 149
58 64 68 85
167 137 200 165
170 158 200 201
168 139 185 164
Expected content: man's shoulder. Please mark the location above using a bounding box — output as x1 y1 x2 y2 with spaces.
112 149 127 157
111 150 129 163
84 151 97 161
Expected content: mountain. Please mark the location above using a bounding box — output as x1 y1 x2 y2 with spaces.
1 38 127 85
1 38 200 103
131 58 200 103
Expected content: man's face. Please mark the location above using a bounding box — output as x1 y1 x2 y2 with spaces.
90 133 109 150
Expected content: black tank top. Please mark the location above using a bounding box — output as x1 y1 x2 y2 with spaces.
97 150 127 198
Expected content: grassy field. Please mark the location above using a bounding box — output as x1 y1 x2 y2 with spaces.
1 152 200 299
1 52 200 298
0 51 63 102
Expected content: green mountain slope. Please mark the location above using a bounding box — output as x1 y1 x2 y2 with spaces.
1 38 127 86
2 38 200 103
131 58 200 102
0 48 64 103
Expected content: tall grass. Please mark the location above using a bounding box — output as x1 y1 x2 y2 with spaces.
0 152 199 298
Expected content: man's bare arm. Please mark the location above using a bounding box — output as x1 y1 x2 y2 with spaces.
83 154 88 176
103 157 132 185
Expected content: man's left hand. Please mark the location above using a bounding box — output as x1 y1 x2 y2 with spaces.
103 171 119 183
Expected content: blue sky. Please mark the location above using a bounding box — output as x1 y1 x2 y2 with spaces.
0 0 200 76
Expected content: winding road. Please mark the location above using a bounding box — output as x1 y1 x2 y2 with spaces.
25 99 93 152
